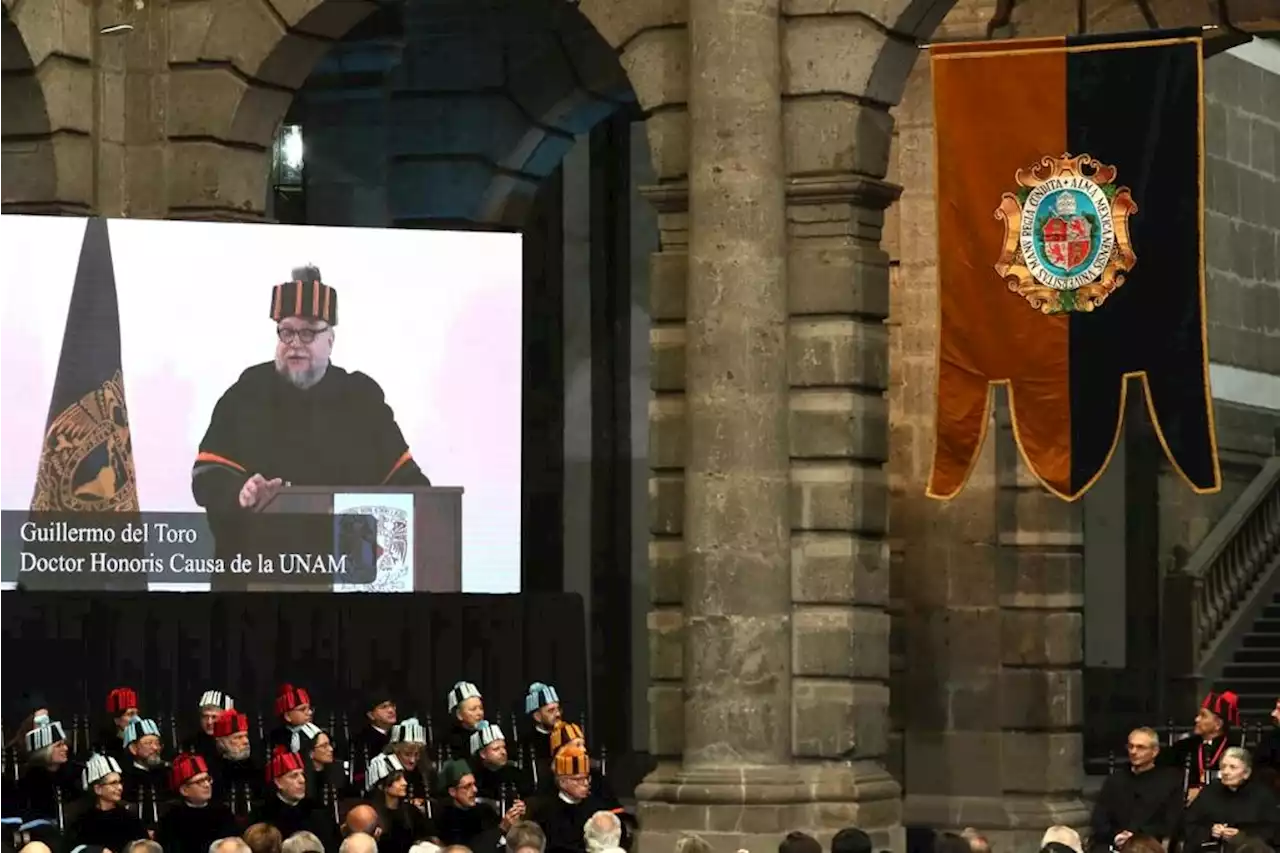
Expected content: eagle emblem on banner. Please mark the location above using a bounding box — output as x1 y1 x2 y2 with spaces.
995 153 1138 314
32 370 139 512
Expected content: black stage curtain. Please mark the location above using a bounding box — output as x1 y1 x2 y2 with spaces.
1 592 586 732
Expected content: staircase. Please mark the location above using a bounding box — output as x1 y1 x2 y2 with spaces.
1179 457 1280 717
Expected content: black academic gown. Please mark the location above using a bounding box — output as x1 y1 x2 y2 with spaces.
436 802 503 850
1088 764 1183 849
185 731 220 772
373 799 437 853
1183 778 1280 848
155 801 240 853
520 726 553 774
17 764 81 824
122 761 171 813
354 727 390 769
470 758 530 803
534 793 619 853
1255 728 1280 792
70 804 148 852
210 755 262 811
249 795 338 851
192 363 430 562
306 763 351 806
444 724 475 761
1159 734 1231 793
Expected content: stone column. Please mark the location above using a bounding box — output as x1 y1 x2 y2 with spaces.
636 0 794 847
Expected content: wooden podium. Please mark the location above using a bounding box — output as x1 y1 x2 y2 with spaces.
256 485 462 592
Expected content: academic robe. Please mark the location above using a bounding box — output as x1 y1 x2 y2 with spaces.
1158 734 1231 792
155 801 240 853
1254 727 1280 792
185 731 220 773
444 724 474 761
192 363 429 561
209 755 262 812
249 795 338 851
306 763 351 806
533 792 622 853
1088 764 1183 850
69 804 147 853
17 764 81 824
373 800 437 853
122 761 171 813
470 758 530 804
435 802 503 851
354 727 391 769
1182 778 1280 848
519 726 553 775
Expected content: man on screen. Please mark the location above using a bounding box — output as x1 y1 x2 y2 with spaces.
192 266 430 555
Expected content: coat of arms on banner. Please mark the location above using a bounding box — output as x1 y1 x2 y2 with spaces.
995 154 1138 314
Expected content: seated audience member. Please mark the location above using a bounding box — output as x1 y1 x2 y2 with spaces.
70 755 146 853
186 691 236 769
1114 836 1164 853
779 832 822 853
122 840 162 853
1184 747 1279 849
933 834 970 853
1089 727 1183 851
673 835 712 853
1159 691 1240 803
468 723 528 804
300 727 347 804
1254 698 1280 791
250 748 337 850
281 830 325 853
831 827 873 853
120 719 168 807
532 747 622 853
959 828 989 853
268 686 316 754
409 843 441 853
435 760 516 850
386 719 431 806
99 688 141 757
155 754 238 853
522 685 563 773
505 821 547 853
582 812 623 853
245 822 285 853
355 690 400 769
342 805 380 841
212 837 254 853
367 753 435 853
1040 825 1083 853
17 721 78 824
341 834 378 853
211 711 262 809
445 684 485 760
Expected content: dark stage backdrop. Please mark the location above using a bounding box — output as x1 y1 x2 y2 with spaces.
1 592 586 731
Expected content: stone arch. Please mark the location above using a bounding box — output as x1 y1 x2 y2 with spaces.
166 0 686 220
1 0 92 213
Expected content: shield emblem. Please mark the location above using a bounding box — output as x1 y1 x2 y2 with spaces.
1041 215 1093 271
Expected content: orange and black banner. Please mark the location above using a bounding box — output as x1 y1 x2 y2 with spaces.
928 29 1221 502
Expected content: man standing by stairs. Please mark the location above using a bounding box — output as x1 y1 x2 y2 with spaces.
1158 691 1241 803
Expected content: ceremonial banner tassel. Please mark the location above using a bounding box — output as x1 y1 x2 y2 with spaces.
31 217 140 513
927 30 1221 501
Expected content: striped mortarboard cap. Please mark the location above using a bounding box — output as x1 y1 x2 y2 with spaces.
24 721 66 752
554 745 590 778
365 753 404 791
389 717 427 746
550 721 584 755
82 753 121 789
470 721 505 755
525 682 559 714
447 681 481 712
199 690 234 711
271 265 338 326
122 717 160 747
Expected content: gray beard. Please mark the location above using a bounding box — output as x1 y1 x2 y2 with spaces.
277 362 327 390
221 744 250 761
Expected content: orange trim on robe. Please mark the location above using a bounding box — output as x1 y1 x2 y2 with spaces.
381 450 413 484
195 451 247 473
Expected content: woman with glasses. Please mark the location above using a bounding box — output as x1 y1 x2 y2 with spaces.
69 754 146 853
304 729 349 805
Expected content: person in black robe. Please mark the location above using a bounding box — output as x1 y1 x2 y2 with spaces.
120 719 169 812
384 720 432 808
443 684 485 761
184 691 236 771
468 723 529 804
1253 697 1280 792
208 710 262 813
1088 727 1183 851
190 266 431 564
435 760 514 851
1158 689 1240 803
366 753 436 853
96 688 141 760
520 684 562 777
301 728 349 806
354 691 398 774
267 685 317 755
70 754 148 853
530 747 624 853
250 748 338 851
156 754 239 853
1183 746 1280 848
16 721 80 825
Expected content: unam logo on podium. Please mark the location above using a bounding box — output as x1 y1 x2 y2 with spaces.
333 492 414 593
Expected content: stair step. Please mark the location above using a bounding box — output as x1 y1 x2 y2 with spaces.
1234 648 1280 664
1244 634 1280 648
1265 604 1280 619
1253 619 1280 634
1223 661 1280 677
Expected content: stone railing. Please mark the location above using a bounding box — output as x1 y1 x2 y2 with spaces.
1163 457 1280 697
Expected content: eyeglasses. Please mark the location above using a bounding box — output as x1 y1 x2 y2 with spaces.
277 326 329 344
185 775 212 786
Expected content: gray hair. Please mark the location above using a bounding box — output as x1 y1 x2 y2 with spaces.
339 835 378 853
583 812 622 852
124 841 163 853
505 821 547 853
409 844 442 853
283 833 325 853
1225 746 1253 770
210 839 253 853
1039 826 1082 853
